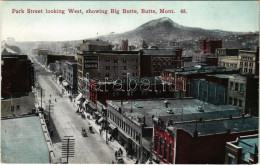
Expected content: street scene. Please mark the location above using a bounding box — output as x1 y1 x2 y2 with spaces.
1 1 259 164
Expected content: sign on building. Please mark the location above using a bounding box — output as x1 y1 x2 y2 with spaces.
84 56 99 69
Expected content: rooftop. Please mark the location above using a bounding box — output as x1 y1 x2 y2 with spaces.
142 48 176 56
1 116 50 163
163 66 238 75
206 74 229 79
1 92 36 118
108 98 240 127
167 117 258 137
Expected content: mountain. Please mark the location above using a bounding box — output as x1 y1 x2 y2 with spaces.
96 17 237 44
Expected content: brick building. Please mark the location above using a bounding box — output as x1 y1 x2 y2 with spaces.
80 39 113 52
2 55 34 97
77 51 140 93
121 40 128 51
139 48 182 77
153 116 258 164
161 66 239 98
200 40 222 54
88 77 175 105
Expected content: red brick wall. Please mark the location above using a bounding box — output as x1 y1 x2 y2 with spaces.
153 127 175 164
175 129 258 164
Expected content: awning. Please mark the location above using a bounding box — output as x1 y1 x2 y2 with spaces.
108 123 117 130
98 117 104 123
94 111 100 115
62 81 69 86
75 93 82 102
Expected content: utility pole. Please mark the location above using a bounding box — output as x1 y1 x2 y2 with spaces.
41 88 43 108
62 136 75 163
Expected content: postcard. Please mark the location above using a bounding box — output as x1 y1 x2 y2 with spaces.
1 1 259 164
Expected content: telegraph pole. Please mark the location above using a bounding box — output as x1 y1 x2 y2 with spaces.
41 88 43 108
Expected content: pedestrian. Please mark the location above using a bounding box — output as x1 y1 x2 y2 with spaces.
99 129 102 134
115 151 117 159
119 148 123 155
112 161 114 164
55 98 57 102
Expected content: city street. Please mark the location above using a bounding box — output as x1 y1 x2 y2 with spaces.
35 64 116 164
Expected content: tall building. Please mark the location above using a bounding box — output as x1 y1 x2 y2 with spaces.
200 40 222 54
2 55 34 97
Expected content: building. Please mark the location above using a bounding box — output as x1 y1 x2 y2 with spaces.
38 49 49 56
161 66 239 98
61 61 78 95
80 39 113 51
193 53 215 63
227 74 259 116
1 115 55 163
225 134 258 164
77 51 140 93
216 48 239 57
121 40 128 51
88 77 175 106
200 40 222 54
218 47 259 75
106 98 242 163
205 56 218 66
1 55 34 98
190 74 229 105
139 48 182 77
153 116 258 164
38 54 75 67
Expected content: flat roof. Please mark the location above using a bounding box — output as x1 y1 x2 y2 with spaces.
1 116 50 163
168 117 258 136
108 98 240 127
142 49 176 56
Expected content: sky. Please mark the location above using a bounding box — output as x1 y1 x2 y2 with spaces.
1 1 259 41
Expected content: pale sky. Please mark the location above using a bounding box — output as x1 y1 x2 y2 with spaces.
1 1 259 41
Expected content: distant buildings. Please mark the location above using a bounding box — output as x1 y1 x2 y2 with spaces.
80 39 113 51
121 40 128 51
200 40 222 54
218 47 259 75
1 55 34 98
61 61 78 95
38 54 75 67
225 134 258 164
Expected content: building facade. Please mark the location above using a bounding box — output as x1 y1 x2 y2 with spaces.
2 55 34 97
61 61 78 95
200 40 222 54
153 116 258 164
227 74 259 116
225 134 258 164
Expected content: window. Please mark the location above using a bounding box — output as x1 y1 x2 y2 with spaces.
105 66 110 70
159 137 163 156
164 140 167 160
132 73 135 77
114 59 118 64
114 66 118 71
229 97 233 105
230 82 234 90
169 143 173 163
106 59 110 63
233 98 237 106
239 100 242 107
235 83 239 91
244 68 248 72
105 73 110 77
249 69 252 73
123 66 127 70
249 62 253 66
240 84 244 93
240 62 243 66
123 59 127 63
244 62 248 66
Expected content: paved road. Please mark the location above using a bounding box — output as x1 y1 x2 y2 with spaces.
35 63 115 164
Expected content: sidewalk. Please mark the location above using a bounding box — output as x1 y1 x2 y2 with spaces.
82 111 137 164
